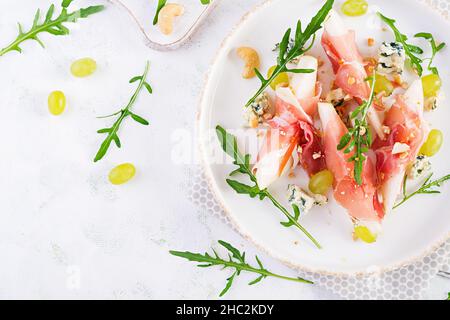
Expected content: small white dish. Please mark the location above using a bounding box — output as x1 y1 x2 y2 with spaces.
199 0 450 275
109 0 219 51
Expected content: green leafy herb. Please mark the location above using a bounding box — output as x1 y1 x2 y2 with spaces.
246 0 334 107
447 292 450 301
94 61 152 162
153 0 210 25
0 0 104 57
170 240 313 297
394 173 450 209
414 32 446 75
337 73 376 185
377 12 425 76
216 126 321 249
152 0 167 25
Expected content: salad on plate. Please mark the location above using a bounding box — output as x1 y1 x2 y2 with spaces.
217 0 449 247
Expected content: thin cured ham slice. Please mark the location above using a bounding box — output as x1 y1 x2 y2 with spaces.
252 88 326 189
290 56 322 117
318 102 384 222
275 87 313 124
253 125 300 189
272 87 326 176
321 10 385 140
372 80 427 214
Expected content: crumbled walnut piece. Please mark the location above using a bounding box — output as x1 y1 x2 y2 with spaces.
348 77 356 85
359 126 367 136
392 142 410 155
312 152 322 160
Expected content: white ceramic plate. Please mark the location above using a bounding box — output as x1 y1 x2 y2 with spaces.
199 0 450 275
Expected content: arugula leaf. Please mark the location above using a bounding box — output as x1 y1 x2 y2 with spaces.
337 73 376 185
394 173 450 209
216 126 321 248
246 0 334 107
415 32 446 75
170 240 313 297
94 61 152 162
153 0 167 25
0 0 104 57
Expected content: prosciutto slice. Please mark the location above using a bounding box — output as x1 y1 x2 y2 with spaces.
321 10 385 140
253 87 326 189
372 80 427 214
318 102 384 222
290 55 322 116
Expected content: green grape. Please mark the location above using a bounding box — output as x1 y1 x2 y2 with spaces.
48 91 66 116
341 0 368 17
267 65 289 90
309 170 334 195
71 58 97 77
374 73 394 96
420 129 443 157
354 226 377 243
422 74 442 98
109 163 136 185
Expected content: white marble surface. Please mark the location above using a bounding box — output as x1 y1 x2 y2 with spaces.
0 0 447 300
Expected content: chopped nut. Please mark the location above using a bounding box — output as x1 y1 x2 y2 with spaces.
249 114 258 128
399 152 409 159
359 126 367 136
318 58 325 67
392 142 410 155
237 47 260 79
393 74 403 86
326 88 352 107
312 152 322 160
382 126 391 135
348 77 356 85
424 96 438 111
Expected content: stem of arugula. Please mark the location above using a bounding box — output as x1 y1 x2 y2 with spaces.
218 259 310 283
264 192 322 249
100 61 149 131
126 61 150 110
94 61 150 162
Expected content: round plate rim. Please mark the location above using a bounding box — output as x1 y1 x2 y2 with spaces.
197 0 450 276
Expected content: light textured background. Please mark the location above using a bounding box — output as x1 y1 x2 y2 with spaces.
0 0 447 299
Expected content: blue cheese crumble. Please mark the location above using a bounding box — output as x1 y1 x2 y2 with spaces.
287 185 327 215
408 155 431 179
326 88 352 107
244 92 274 128
377 42 405 76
